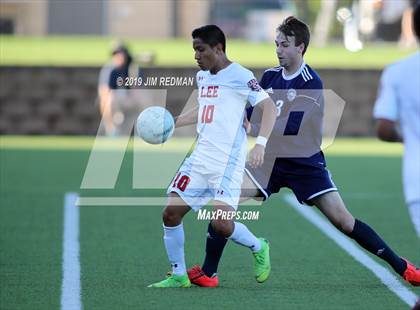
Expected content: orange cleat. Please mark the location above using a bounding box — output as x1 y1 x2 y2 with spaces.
402 258 420 286
187 265 219 287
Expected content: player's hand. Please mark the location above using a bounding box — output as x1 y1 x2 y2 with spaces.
243 115 251 134
248 144 265 168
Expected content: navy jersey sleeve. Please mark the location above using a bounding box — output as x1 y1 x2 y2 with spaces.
258 71 270 89
304 77 323 92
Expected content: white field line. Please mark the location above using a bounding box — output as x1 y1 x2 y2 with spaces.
75 192 398 207
284 194 418 308
76 196 262 206
61 193 82 310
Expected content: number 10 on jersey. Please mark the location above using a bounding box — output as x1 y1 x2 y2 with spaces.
201 105 215 123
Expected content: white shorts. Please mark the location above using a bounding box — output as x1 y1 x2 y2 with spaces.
167 156 243 211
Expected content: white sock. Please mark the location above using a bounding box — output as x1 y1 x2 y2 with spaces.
407 201 420 238
228 222 261 252
163 223 186 276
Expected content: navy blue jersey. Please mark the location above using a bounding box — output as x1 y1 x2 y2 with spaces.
247 63 326 174
109 67 130 89
99 64 142 90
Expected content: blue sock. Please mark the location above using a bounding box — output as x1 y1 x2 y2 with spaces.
202 222 228 277
348 219 407 275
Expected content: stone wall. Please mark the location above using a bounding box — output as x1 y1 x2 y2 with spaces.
0 66 382 136
320 68 381 136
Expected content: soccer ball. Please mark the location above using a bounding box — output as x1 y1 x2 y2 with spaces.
136 106 174 144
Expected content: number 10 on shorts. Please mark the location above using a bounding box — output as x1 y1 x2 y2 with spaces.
172 172 191 192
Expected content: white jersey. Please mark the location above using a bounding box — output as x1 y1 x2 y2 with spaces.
191 62 269 170
373 52 420 203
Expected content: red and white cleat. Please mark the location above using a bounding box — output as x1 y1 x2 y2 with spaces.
187 265 219 287
402 258 420 286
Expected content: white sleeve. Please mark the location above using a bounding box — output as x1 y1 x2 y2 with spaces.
246 77 269 106
373 66 399 121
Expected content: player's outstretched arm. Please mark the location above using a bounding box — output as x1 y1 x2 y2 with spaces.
248 98 277 168
174 106 199 128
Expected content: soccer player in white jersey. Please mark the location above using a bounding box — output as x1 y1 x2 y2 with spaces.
148 25 277 288
374 4 420 238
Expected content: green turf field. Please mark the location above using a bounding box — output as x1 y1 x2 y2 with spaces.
0 136 419 310
0 35 416 68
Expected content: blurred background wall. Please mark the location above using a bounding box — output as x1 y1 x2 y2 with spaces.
0 66 380 136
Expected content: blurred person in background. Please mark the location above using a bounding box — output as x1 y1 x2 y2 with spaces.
399 0 420 49
98 44 141 136
374 3 420 238
399 0 420 48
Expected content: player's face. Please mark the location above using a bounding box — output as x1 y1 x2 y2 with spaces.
112 52 126 68
193 38 219 71
275 31 303 69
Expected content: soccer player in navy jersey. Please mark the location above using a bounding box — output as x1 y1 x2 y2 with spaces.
186 16 420 288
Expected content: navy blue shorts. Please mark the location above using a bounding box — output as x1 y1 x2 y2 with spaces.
245 158 337 205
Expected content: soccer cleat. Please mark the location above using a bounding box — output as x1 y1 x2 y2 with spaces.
402 258 420 286
187 265 219 287
412 298 420 310
148 273 191 288
253 238 271 283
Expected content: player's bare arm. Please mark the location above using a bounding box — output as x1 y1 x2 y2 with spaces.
375 118 403 142
248 98 277 168
98 85 114 132
174 106 199 128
